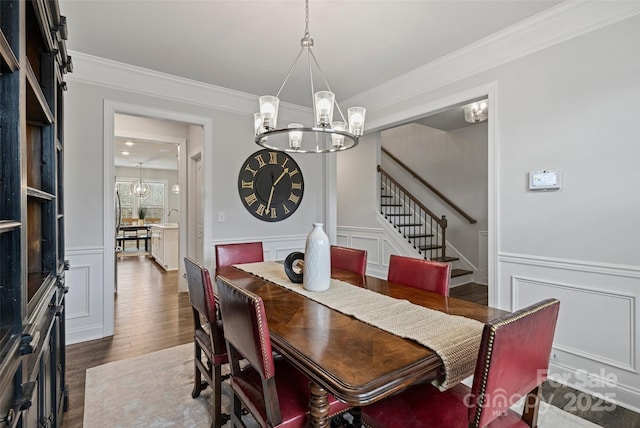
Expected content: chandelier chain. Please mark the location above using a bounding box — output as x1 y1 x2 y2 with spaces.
304 0 310 38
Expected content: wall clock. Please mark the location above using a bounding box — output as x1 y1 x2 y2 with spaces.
238 149 304 222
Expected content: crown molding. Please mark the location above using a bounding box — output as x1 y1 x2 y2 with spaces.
66 51 310 122
345 1 640 111
67 1 640 119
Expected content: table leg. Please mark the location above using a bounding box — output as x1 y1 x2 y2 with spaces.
308 381 330 428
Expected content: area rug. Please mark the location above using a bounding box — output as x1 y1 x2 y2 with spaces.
84 343 602 427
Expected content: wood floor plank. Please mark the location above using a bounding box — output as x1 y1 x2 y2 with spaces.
62 255 192 428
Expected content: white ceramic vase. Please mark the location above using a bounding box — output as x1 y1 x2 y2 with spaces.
303 223 331 292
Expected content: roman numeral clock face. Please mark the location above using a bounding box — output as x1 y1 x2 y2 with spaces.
238 149 304 222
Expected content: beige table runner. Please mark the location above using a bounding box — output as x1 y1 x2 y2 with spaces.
233 261 483 390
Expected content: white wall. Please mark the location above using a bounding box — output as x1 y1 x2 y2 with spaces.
63 57 331 344
338 9 640 412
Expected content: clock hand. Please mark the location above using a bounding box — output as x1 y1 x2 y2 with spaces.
272 168 289 187
267 168 289 212
266 186 275 212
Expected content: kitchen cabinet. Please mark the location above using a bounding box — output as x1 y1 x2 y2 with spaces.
150 224 179 271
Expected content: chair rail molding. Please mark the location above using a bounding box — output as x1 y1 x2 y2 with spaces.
499 252 640 279
212 234 308 269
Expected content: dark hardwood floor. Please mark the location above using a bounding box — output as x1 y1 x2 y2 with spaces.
63 261 638 427
449 281 487 305
63 254 192 427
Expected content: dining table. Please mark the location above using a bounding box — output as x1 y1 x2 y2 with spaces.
215 263 508 428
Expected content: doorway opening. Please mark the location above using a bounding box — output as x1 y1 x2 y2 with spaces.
103 101 213 338
368 82 497 305
113 114 185 288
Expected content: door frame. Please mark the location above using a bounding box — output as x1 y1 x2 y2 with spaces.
365 81 499 306
103 100 213 335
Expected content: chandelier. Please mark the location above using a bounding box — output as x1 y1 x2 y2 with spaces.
255 0 366 153
131 162 150 197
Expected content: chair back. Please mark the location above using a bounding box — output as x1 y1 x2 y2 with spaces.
215 241 264 267
184 257 217 324
468 299 560 427
216 277 276 382
387 254 451 296
330 245 367 277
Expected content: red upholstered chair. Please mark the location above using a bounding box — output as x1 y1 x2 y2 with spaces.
184 257 230 428
215 241 264 267
387 254 451 296
361 298 561 428
216 276 351 428
330 245 367 278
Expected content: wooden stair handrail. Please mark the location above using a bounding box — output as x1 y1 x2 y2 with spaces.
381 146 477 224
378 166 447 229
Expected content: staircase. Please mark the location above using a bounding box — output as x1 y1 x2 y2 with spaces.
378 166 473 282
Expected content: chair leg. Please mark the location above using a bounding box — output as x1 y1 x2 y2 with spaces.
192 342 204 398
231 393 244 428
212 365 231 428
522 386 542 427
350 407 363 428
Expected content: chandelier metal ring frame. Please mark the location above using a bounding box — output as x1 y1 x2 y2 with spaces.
254 0 366 154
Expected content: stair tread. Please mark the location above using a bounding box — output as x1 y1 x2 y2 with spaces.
386 213 412 217
381 195 393 198
418 244 442 250
407 234 434 238
396 223 423 227
431 256 459 262
381 204 402 207
451 268 473 278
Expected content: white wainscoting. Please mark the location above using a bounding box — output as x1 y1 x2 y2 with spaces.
65 247 107 345
337 225 407 278
499 252 640 413
211 234 308 266
338 218 479 284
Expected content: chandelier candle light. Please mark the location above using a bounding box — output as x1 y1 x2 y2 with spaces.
255 0 366 153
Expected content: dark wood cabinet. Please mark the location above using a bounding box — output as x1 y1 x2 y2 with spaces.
0 1 71 426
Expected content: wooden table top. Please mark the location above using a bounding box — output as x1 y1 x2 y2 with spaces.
216 265 507 406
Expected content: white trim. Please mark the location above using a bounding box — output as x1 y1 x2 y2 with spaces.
499 252 640 278
65 247 105 256
512 275 637 373
67 51 310 125
213 234 308 246
103 100 214 336
364 82 499 304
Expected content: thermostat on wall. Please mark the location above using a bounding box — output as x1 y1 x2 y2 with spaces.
529 170 561 191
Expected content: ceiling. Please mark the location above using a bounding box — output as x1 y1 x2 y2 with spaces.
114 137 179 171
60 0 560 107
62 1 561 169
